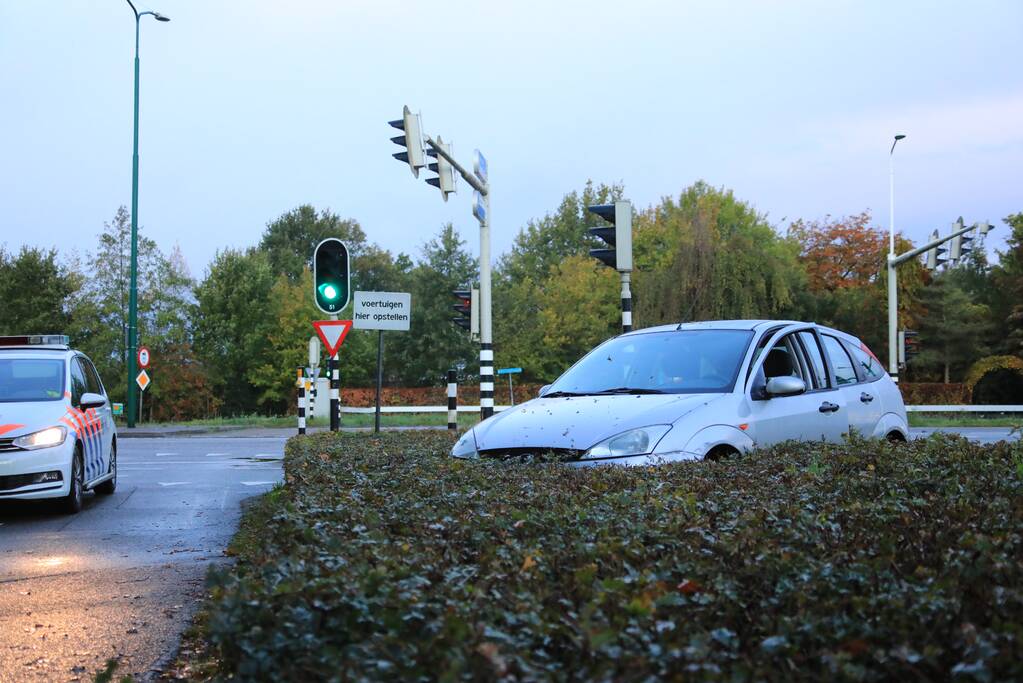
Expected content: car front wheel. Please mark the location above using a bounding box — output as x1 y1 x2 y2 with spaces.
61 449 84 514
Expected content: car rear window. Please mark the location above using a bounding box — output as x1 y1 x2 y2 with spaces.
0 358 66 402
821 335 857 386
846 342 884 382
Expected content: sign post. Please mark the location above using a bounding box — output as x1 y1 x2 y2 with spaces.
135 369 150 424
312 320 353 432
353 291 412 433
497 367 522 406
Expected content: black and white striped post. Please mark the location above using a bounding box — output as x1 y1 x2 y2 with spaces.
447 369 458 431
480 344 494 418
296 368 306 435
621 272 632 333
329 353 340 432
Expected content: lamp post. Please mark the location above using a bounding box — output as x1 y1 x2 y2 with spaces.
887 133 906 382
124 1 169 428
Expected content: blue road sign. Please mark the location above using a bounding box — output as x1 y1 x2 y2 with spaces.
497 367 522 375
473 190 487 224
473 149 488 184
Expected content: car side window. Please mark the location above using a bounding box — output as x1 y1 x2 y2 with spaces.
797 331 830 390
822 335 857 386
845 342 884 382
70 358 89 406
80 356 105 396
745 326 784 385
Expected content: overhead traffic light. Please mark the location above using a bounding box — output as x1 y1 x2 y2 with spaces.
948 217 967 263
425 135 456 201
452 288 479 334
925 230 948 271
313 238 351 314
586 201 633 272
388 105 426 177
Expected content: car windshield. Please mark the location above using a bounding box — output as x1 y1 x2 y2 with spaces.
546 329 754 396
0 358 66 402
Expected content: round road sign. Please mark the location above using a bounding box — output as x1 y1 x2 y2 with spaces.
138 346 151 369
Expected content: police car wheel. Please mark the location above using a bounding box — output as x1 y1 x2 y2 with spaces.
95 442 117 495
61 449 84 514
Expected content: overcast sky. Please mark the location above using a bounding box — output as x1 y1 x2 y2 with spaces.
2 1 1020 277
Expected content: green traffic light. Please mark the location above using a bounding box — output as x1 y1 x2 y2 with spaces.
318 283 338 300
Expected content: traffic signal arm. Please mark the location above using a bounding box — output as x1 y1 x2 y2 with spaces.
425 136 486 195
892 218 983 267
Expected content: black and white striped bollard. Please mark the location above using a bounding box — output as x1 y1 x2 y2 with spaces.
297 368 306 435
621 272 632 333
480 344 494 419
447 369 458 431
329 353 340 432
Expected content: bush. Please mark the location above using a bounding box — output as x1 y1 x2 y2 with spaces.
898 382 971 405
340 384 544 407
204 432 1023 681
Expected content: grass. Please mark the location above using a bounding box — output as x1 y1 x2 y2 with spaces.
907 412 1023 428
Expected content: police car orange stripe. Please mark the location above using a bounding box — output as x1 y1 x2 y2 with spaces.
0 424 25 437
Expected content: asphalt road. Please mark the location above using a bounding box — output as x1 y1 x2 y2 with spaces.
909 426 1019 444
0 434 284 682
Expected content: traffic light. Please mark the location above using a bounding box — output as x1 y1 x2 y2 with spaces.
900 329 920 364
586 201 633 271
948 217 966 263
425 135 456 201
313 238 351 314
388 105 425 177
976 220 993 237
925 230 948 270
452 288 479 334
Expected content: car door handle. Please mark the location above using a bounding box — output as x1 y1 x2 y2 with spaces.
819 401 840 413
860 392 874 403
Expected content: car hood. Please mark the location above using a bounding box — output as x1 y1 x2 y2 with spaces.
473 393 724 453
0 401 71 438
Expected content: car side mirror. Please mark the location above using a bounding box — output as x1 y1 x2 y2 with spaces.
80 392 108 410
765 376 806 397
538 384 552 398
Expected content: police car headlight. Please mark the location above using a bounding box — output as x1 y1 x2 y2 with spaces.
451 429 479 459
582 425 671 459
14 426 68 450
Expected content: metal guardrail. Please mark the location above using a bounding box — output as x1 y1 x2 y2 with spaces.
906 405 1023 412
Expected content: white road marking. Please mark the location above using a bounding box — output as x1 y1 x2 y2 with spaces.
155 452 178 456
205 453 230 457
240 481 276 486
157 482 190 487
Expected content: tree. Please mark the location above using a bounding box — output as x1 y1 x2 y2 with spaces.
914 276 991 383
788 212 886 292
0 246 80 336
388 224 478 385
259 205 366 281
193 248 276 414
634 182 805 325
991 212 1023 357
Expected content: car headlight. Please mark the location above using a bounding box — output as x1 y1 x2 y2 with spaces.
451 429 479 459
582 425 672 459
13 426 68 450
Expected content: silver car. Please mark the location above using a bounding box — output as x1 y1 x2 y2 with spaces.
452 320 909 464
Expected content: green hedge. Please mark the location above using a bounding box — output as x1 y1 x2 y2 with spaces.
204 431 1023 681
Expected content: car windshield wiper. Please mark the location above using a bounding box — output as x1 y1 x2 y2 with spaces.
592 387 667 395
542 390 590 398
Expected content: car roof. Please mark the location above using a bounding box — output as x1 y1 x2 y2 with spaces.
621 320 862 343
0 347 72 358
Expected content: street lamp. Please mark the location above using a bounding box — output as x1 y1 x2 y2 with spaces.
887 133 906 382
124 1 169 428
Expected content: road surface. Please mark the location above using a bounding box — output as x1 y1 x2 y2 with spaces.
0 434 284 682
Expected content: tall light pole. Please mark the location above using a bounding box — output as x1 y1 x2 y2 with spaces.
124 1 169 427
887 133 906 382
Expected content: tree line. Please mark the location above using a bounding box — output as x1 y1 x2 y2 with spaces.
2 182 1021 418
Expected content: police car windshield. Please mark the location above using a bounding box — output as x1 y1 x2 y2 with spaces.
0 359 65 402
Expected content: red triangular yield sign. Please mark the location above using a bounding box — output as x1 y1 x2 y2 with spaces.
313 320 353 356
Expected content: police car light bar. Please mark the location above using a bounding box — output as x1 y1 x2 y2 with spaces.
0 335 70 347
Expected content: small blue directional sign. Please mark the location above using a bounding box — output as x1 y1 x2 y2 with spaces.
497 367 522 375
473 149 488 184
473 190 487 224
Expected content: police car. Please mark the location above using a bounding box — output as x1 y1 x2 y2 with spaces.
0 335 116 513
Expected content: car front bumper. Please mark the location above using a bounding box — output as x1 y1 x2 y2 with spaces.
0 439 74 500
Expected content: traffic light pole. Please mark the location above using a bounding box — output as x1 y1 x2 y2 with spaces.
886 220 985 380
425 137 494 419
620 272 632 333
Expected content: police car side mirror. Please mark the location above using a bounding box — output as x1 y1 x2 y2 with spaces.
80 392 107 410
